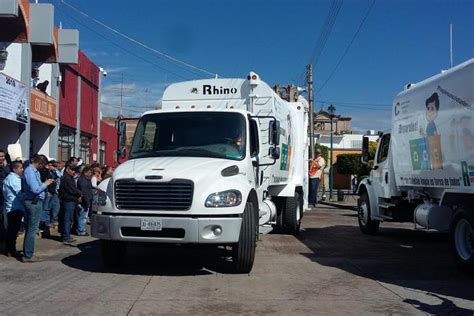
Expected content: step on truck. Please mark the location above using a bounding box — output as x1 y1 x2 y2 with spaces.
92 72 310 273
358 59 474 271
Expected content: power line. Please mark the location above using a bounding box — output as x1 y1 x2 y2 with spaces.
316 0 377 94
308 0 343 68
52 1 191 81
296 0 343 85
59 0 218 78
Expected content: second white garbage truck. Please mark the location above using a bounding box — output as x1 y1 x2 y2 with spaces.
92 72 310 273
358 59 474 271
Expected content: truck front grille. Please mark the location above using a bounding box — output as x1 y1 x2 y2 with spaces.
114 179 193 211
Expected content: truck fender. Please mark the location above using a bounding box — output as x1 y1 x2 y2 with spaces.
357 179 380 218
268 183 297 197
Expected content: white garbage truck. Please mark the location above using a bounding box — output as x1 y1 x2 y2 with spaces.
358 59 474 271
92 72 309 273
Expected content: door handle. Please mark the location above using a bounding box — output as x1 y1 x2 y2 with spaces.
385 172 388 184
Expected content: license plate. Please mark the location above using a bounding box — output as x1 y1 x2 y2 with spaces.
140 218 162 231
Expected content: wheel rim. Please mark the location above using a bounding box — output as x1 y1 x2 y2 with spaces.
296 201 301 222
455 218 473 261
359 202 368 225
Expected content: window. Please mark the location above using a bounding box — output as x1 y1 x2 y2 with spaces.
58 128 75 162
249 119 259 158
80 135 91 164
99 141 106 165
376 133 391 164
130 112 246 161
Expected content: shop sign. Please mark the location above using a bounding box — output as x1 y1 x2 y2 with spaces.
30 88 57 126
0 72 28 124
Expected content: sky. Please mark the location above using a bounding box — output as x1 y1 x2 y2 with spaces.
47 0 473 132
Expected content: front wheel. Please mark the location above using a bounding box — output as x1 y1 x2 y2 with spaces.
450 209 474 272
232 202 257 273
358 193 380 235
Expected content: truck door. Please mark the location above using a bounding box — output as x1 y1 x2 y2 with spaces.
373 133 392 199
249 118 264 202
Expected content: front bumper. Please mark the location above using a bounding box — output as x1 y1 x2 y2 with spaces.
91 214 242 244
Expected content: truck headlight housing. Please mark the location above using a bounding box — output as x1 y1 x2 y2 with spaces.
92 188 109 213
205 190 242 208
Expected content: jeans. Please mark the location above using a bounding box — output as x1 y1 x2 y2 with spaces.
40 198 51 227
309 178 321 206
23 200 44 258
6 210 23 253
76 205 89 234
44 193 60 224
61 201 76 241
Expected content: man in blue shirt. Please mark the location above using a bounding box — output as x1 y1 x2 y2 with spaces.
22 155 54 262
3 161 25 258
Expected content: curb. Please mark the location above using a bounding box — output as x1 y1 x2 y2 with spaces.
319 201 358 211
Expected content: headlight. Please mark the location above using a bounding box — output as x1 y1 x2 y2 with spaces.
205 190 242 208
92 189 108 213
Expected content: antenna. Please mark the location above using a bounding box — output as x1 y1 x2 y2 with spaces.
449 23 453 68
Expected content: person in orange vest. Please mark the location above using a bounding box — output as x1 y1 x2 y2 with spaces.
308 149 325 208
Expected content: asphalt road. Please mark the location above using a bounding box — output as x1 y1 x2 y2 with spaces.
1 205 473 315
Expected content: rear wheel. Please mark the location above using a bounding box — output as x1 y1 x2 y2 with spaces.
283 192 302 235
358 193 380 235
232 202 257 273
450 209 474 272
101 240 127 269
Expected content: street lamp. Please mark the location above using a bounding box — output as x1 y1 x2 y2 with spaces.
97 67 107 164
328 104 336 201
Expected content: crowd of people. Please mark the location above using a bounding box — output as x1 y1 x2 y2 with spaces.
0 149 113 262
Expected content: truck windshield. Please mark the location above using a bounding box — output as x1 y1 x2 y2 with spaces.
129 112 246 161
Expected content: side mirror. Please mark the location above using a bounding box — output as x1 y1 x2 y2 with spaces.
269 120 280 145
268 147 280 160
361 136 369 164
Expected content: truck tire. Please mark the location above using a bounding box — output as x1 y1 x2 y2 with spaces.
450 209 474 272
232 202 257 273
358 193 380 235
283 192 302 235
101 240 127 269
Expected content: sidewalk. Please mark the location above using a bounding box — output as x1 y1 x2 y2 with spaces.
319 194 358 211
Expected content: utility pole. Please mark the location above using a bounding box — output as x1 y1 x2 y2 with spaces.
449 23 453 68
307 64 314 159
120 73 123 115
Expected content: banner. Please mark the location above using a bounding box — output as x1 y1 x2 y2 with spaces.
0 72 28 124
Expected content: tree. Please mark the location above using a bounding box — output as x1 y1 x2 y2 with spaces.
335 141 378 179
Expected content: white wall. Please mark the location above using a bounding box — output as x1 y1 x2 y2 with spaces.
1 42 22 81
318 134 379 149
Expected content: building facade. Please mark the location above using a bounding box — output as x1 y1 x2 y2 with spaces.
0 0 117 165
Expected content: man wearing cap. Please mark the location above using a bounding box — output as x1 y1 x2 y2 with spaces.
308 149 325 208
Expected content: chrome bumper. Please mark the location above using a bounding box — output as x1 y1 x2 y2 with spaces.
91 214 242 244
